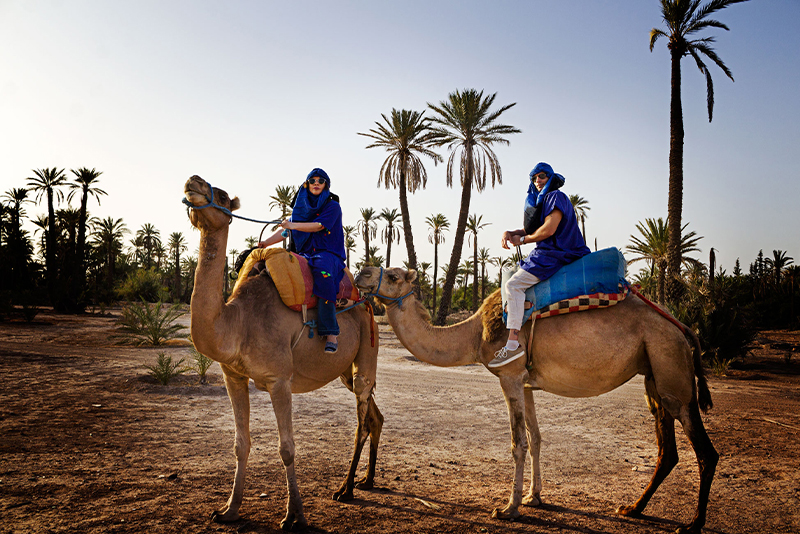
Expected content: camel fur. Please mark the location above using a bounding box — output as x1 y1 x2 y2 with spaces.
355 266 718 534
184 176 382 531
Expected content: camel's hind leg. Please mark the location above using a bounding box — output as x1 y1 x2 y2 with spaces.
617 377 678 518
522 387 543 506
356 395 384 489
212 371 251 523
491 369 529 520
675 402 718 533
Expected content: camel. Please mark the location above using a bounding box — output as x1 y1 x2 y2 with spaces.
184 175 383 531
355 266 718 534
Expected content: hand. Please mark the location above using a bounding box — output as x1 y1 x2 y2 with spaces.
279 219 293 230
501 231 512 250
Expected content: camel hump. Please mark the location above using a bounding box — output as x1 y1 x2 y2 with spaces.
233 248 359 311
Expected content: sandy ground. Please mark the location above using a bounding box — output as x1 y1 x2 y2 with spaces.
1 308 799 534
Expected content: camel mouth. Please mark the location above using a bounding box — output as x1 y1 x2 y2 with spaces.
184 178 209 207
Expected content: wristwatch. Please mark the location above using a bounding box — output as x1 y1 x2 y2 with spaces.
521 235 526 244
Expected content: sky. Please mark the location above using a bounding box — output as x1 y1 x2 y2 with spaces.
2 0 799 281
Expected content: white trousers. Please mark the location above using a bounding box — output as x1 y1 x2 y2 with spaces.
504 268 541 332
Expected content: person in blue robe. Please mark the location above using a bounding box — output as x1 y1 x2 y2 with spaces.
259 168 346 353
489 162 590 368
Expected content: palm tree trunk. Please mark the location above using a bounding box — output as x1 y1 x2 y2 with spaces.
46 187 57 305
76 188 88 301
472 234 478 312
666 46 685 303
432 241 438 314
435 151 473 325
386 233 392 267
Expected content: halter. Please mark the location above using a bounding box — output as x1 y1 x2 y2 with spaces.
362 267 414 308
183 181 282 225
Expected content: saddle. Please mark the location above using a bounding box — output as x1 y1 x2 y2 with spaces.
232 248 360 311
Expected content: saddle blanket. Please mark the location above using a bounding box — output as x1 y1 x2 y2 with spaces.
232 248 360 311
527 287 627 321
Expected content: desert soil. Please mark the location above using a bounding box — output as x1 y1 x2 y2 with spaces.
1 308 799 534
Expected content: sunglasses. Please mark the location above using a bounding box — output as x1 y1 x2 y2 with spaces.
307 177 326 185
530 172 548 182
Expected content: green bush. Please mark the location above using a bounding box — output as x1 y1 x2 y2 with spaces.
117 268 169 302
188 335 215 384
145 352 188 385
117 299 188 345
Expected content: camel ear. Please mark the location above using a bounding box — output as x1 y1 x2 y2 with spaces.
230 196 240 211
406 269 417 283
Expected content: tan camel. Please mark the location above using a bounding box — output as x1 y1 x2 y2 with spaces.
184 175 383 531
355 266 718 534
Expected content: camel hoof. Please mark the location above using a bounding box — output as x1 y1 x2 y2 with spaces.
355 477 374 490
210 509 240 523
332 487 354 502
615 504 641 517
522 493 542 507
675 524 702 534
491 506 521 521
280 513 307 531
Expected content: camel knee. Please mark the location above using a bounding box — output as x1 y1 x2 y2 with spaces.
278 440 295 467
234 435 251 460
352 374 374 401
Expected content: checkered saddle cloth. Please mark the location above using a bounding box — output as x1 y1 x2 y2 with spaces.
525 285 628 321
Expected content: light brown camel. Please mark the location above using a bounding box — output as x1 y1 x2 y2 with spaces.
355 266 718 534
184 175 383 531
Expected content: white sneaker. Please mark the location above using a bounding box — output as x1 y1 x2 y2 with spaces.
488 345 525 368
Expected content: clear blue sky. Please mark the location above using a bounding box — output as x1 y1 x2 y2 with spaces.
2 0 798 279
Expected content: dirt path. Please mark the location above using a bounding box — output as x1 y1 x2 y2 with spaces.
1 309 799 533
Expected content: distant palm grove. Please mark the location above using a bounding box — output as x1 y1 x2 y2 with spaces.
6 1 794 370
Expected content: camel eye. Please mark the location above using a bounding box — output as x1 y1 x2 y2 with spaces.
387 274 398 282
219 192 228 202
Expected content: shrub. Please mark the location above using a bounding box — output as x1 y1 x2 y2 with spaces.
117 268 169 302
117 299 188 345
188 335 215 384
145 352 188 385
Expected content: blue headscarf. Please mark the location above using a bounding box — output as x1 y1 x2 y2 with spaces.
523 162 565 234
291 168 331 251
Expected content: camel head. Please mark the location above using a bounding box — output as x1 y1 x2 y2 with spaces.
355 266 416 305
184 175 240 231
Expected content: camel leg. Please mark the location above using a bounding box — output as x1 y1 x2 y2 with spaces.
616 392 678 517
675 402 719 534
334 373 381 501
491 370 529 520
268 378 307 531
521 387 542 506
211 371 251 523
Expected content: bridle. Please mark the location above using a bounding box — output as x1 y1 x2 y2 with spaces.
183 181 282 225
362 267 414 308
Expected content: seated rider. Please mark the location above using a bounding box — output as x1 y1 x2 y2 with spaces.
259 168 346 353
489 162 591 368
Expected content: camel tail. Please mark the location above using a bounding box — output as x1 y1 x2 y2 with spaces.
684 326 713 413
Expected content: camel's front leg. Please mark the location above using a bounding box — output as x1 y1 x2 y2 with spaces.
521 387 542 506
269 378 307 531
212 372 251 523
491 370 529 521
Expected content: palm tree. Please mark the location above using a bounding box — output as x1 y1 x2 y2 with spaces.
68 167 106 299
359 108 442 276
269 185 298 248
568 194 590 241
27 167 67 297
626 217 702 303
490 256 514 286
367 246 384 268
168 232 187 301
650 0 750 301
427 89 520 324
2 188 31 233
91 217 129 287
379 208 401 267
425 213 449 314
478 247 491 301
466 214 491 312
136 223 161 270
765 250 793 286
356 208 378 267
343 225 357 269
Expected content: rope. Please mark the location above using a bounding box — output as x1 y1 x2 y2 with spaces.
362 267 414 308
627 283 688 335
183 181 283 225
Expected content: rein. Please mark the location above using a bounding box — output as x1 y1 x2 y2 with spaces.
183 181 282 225
363 267 414 308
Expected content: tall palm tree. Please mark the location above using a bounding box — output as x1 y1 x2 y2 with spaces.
427 89 520 324
568 194 590 241
490 256 514 286
356 208 378 267
478 247 491 301
425 213 449 315
269 185 298 248
136 223 161 270
168 232 187 301
626 217 702 303
379 208 401 267
27 167 67 297
91 217 128 287
343 225 357 269
765 250 793 286
359 108 442 276
466 214 491 312
68 167 106 300
650 0 750 301
2 188 31 233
